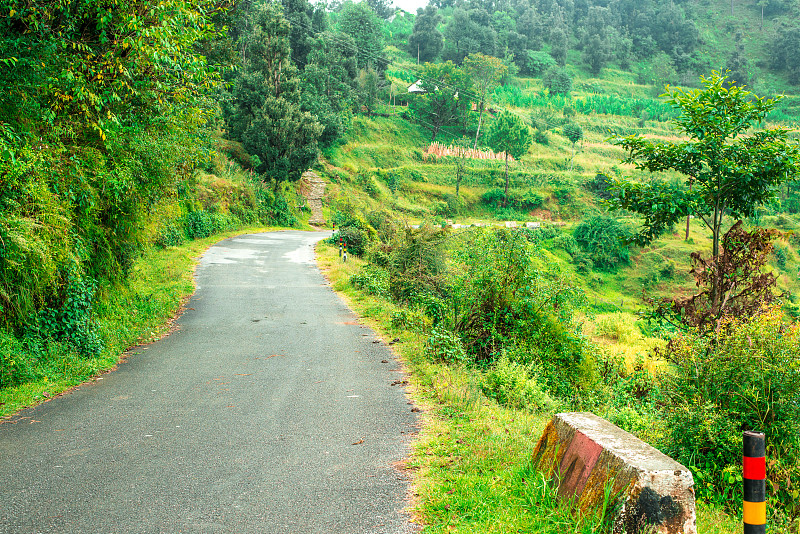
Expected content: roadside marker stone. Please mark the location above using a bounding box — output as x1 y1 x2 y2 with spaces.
531 412 697 534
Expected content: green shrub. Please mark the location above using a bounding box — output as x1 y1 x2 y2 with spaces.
659 308 800 516
553 234 580 256
29 273 103 357
449 228 591 398
521 50 556 76
0 330 30 389
155 223 185 248
350 265 390 298
774 244 789 269
481 188 506 207
574 215 633 270
356 172 380 198
184 210 214 240
425 326 468 364
482 355 555 412
337 226 370 256
543 67 572 96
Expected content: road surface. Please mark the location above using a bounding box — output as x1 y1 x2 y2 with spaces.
0 231 419 534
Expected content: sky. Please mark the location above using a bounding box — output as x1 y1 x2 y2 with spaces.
393 0 428 13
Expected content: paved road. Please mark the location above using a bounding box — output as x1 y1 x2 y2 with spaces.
0 231 419 534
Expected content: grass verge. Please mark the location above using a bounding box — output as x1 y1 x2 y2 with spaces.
317 242 616 533
0 226 279 419
316 241 745 533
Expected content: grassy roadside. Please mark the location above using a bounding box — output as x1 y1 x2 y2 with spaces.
316 242 614 533
0 225 281 419
316 241 742 533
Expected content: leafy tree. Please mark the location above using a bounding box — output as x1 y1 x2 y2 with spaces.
521 51 556 76
0 0 222 139
542 67 572 96
582 34 611 76
407 61 472 142
356 66 388 117
366 0 395 19
609 71 800 312
300 31 358 148
442 8 498 63
725 31 752 89
226 1 323 189
463 53 507 149
549 26 569 67
770 20 800 84
0 0 226 328
562 122 583 169
486 111 533 207
337 1 385 71
408 6 444 63
282 0 327 67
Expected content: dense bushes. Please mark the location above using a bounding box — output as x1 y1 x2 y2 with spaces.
349 225 594 399
658 308 800 516
573 215 633 270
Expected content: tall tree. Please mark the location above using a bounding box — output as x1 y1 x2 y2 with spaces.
300 31 358 147
356 66 388 116
407 61 472 142
563 122 583 169
366 0 394 19
609 71 800 312
486 111 533 207
463 53 507 149
338 1 385 71
442 8 498 63
408 6 444 63
281 0 328 67
226 1 323 189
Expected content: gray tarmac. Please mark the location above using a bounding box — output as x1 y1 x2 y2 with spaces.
0 231 419 534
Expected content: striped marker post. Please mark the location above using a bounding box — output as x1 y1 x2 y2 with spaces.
743 431 766 534
339 236 343 258
343 242 347 263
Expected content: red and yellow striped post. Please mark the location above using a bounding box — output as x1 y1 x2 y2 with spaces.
343 242 348 263
338 236 343 257
743 431 766 534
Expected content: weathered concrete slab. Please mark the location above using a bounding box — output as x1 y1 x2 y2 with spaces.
505 220 518 228
525 221 541 229
532 412 696 534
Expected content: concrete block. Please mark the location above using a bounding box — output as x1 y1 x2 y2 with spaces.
525 222 541 229
505 221 518 228
532 412 696 534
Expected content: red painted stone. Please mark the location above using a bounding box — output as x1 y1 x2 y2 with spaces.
559 430 604 497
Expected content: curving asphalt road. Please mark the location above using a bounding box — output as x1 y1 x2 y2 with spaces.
0 231 419 534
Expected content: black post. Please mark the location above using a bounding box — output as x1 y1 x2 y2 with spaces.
743 431 766 534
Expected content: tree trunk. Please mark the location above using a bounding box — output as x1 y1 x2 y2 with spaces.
503 154 509 207
474 102 485 150
710 208 722 316
685 214 690 241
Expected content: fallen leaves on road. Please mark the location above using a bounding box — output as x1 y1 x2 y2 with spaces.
352 437 364 445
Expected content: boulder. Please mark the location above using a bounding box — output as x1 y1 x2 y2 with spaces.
532 412 696 534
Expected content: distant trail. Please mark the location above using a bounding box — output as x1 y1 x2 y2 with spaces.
0 231 419 534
